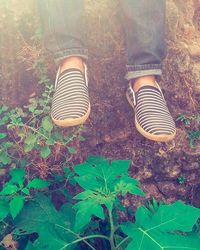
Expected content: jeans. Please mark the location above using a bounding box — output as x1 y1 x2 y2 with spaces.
38 0 166 80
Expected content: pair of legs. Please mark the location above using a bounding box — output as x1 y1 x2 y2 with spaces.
38 0 176 142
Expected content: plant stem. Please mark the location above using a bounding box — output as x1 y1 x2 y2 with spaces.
116 236 130 249
55 224 109 250
59 234 110 250
12 123 49 140
108 209 116 250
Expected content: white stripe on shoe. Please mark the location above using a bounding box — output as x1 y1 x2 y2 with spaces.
126 83 176 142
51 66 90 127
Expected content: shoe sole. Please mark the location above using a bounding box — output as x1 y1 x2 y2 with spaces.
126 92 176 142
51 104 91 127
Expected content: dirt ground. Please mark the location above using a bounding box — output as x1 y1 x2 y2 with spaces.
0 0 200 209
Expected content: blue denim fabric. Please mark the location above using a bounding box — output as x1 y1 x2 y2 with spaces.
37 0 88 64
119 0 166 80
38 0 166 80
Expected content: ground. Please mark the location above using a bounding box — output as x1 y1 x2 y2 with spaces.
0 0 200 210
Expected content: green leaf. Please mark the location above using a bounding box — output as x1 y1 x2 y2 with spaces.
73 200 105 231
110 160 131 176
73 157 144 226
24 134 37 145
14 195 76 250
9 195 25 219
21 188 30 195
45 138 55 145
121 201 200 250
40 146 51 158
0 184 19 195
86 155 108 164
114 176 145 196
67 146 77 154
25 241 35 250
0 153 11 165
0 105 8 113
74 175 101 190
41 116 53 133
0 200 9 221
27 178 49 189
24 134 37 152
3 141 13 149
0 133 7 139
24 143 35 153
10 168 25 186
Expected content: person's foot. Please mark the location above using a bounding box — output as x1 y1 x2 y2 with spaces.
126 75 176 142
51 56 90 127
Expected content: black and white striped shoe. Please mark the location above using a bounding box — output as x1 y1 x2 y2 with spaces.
51 64 90 127
126 82 176 142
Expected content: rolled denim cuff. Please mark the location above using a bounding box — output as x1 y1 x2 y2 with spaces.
125 64 162 80
54 48 88 65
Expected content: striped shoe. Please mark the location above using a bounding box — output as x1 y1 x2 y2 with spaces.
51 64 90 127
126 82 176 142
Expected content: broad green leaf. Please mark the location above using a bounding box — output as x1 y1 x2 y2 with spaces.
31 222 68 250
73 200 105 231
74 156 144 225
74 189 115 212
74 175 101 190
9 195 25 219
75 158 131 191
27 178 49 189
73 162 98 176
0 133 7 139
110 160 131 176
86 155 108 165
10 168 25 186
73 190 95 200
0 184 19 195
41 116 53 133
40 146 51 158
135 201 200 232
14 195 76 250
67 146 77 154
25 241 35 250
121 201 200 250
0 200 9 221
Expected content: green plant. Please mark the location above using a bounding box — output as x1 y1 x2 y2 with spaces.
176 114 193 126
0 102 83 173
188 130 200 148
177 175 187 184
177 114 200 147
0 168 49 220
1 156 199 250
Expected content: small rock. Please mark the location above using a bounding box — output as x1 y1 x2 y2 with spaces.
187 173 198 183
142 183 163 200
183 162 200 171
188 42 200 58
163 165 181 178
157 181 187 197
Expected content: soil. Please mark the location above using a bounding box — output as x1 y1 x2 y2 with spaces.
0 0 200 209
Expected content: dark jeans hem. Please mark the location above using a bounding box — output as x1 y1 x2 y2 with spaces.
125 67 162 80
54 48 88 65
